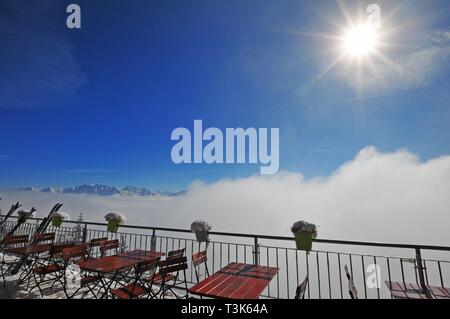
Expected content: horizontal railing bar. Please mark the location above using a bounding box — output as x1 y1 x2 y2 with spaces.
2 214 450 252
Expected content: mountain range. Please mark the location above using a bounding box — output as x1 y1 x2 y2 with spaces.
18 184 185 197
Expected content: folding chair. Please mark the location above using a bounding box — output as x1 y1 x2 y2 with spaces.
192 251 210 283
61 244 103 299
150 256 189 299
0 235 29 287
294 275 309 299
110 257 160 299
99 239 120 257
28 242 75 297
344 265 358 299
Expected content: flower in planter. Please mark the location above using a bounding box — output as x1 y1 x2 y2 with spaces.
104 212 126 233
17 210 34 224
51 212 70 227
190 220 212 243
291 221 318 251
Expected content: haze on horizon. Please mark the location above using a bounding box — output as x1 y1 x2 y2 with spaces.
2 147 449 248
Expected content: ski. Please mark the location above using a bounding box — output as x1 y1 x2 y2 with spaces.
9 203 63 275
0 201 22 230
32 203 63 241
0 206 35 249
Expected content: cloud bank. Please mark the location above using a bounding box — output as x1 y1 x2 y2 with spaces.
1 147 450 246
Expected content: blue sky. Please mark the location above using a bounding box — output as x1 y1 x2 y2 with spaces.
0 0 449 191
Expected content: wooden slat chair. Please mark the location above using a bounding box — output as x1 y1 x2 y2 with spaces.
295 275 309 299
191 251 210 299
111 257 160 299
344 265 358 299
192 251 210 283
87 237 108 259
28 242 76 297
99 239 120 257
148 256 189 299
61 244 103 299
0 235 29 286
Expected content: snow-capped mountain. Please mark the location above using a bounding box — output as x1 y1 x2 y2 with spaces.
62 184 122 196
122 186 154 196
40 187 63 193
17 184 182 197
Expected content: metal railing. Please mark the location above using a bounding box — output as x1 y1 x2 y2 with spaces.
1 214 450 299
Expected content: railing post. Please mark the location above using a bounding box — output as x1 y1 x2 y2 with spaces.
415 248 432 299
82 223 88 243
151 229 157 251
253 236 259 265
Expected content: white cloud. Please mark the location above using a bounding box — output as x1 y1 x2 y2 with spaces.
1 146 450 246
0 0 87 109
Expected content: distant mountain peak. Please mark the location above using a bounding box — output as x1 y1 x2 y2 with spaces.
18 184 183 197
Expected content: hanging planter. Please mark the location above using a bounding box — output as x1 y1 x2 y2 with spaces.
190 220 212 243
51 212 70 227
291 221 318 251
17 210 34 224
104 212 126 233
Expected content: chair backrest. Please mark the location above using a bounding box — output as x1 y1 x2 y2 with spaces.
51 242 77 258
136 257 160 276
62 244 88 262
344 265 358 299
167 248 185 259
33 232 55 244
2 234 29 247
88 237 108 247
159 256 188 276
295 275 309 299
192 251 209 282
100 239 120 257
192 251 207 267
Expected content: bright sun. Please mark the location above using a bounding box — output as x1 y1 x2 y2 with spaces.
343 24 377 57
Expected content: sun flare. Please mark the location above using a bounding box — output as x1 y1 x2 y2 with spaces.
343 24 378 57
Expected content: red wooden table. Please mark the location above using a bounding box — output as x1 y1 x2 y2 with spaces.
118 249 165 261
386 281 450 299
189 262 279 299
77 255 141 299
77 255 138 274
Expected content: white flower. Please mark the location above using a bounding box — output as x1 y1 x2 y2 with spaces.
291 221 318 238
52 212 71 221
191 220 212 232
104 212 126 223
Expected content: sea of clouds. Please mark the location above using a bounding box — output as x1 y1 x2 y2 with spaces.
1 146 449 246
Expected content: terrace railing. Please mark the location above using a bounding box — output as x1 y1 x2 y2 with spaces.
1 214 450 299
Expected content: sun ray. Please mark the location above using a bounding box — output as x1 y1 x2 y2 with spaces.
299 52 348 96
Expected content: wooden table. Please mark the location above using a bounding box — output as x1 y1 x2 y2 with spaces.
78 255 141 298
386 281 450 299
118 249 165 261
78 255 138 274
189 262 279 299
